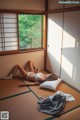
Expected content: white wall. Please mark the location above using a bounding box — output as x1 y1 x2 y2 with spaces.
0 0 45 10
61 11 80 90
0 51 44 78
47 10 80 90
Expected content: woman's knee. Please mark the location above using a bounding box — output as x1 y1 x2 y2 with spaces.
28 60 32 65
15 65 19 67
15 65 20 68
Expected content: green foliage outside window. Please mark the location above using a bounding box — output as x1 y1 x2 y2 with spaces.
18 15 42 49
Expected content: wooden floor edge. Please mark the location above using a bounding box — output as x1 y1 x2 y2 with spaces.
62 80 80 93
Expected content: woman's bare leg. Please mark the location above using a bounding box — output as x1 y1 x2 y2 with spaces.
28 61 35 72
16 65 27 78
24 61 34 72
25 60 38 73
8 65 27 78
24 61 30 72
7 66 17 76
32 61 38 73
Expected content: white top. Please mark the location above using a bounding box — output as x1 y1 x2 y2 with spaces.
26 72 44 81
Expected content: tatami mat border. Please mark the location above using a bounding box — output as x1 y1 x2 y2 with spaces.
21 78 80 120
1 77 79 120
0 91 31 100
0 77 31 100
45 106 80 120
20 77 40 100
63 81 80 93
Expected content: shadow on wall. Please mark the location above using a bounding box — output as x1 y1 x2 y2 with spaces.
61 11 80 84
62 47 80 83
47 11 80 89
47 50 61 77
47 43 80 90
47 46 79 81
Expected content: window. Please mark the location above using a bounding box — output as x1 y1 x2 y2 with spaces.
18 14 43 49
0 13 18 52
0 13 43 55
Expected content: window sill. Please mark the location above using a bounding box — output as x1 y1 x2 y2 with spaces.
0 48 45 56
19 48 44 53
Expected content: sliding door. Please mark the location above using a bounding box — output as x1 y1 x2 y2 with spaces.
46 13 63 77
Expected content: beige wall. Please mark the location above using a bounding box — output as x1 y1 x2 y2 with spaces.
48 0 80 10
48 0 64 10
0 51 44 78
0 0 45 78
0 0 45 10
65 0 80 8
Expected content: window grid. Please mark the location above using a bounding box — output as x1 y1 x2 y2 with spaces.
0 13 44 55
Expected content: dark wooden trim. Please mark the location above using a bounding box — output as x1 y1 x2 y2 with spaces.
62 80 80 93
46 6 80 14
0 9 45 14
0 50 18 55
44 14 48 71
0 48 44 56
44 0 48 70
48 105 80 120
45 0 48 12
0 6 80 14
0 90 31 100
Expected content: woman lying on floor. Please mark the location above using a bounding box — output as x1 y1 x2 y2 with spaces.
7 61 57 87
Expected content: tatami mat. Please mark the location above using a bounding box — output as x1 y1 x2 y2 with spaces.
0 93 51 120
54 107 80 120
29 81 80 114
0 78 29 99
0 77 80 119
